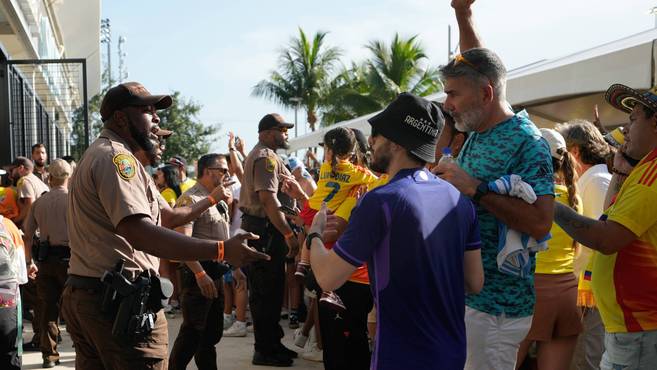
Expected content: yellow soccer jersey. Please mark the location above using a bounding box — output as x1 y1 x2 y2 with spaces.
307 160 377 212
593 148 657 333
334 174 389 222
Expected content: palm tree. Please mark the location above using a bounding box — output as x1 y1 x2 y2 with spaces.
252 28 342 132
321 34 442 126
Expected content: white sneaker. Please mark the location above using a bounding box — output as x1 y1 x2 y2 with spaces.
223 314 235 330
293 328 308 348
223 321 247 337
300 343 323 362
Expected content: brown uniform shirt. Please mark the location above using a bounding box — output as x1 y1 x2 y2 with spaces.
17 173 49 201
239 142 294 218
24 187 69 246
33 168 49 184
67 129 161 280
176 182 230 242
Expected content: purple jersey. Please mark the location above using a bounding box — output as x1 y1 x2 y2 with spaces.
334 168 481 370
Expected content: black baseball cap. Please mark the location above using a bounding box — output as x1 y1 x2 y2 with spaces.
258 113 294 133
100 82 172 122
368 92 444 163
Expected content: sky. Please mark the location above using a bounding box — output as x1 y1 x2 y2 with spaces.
102 0 657 153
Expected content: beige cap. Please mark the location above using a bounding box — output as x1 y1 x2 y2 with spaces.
49 158 73 179
540 128 567 161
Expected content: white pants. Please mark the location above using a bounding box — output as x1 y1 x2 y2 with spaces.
464 306 533 370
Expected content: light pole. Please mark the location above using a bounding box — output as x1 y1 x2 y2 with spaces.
290 96 302 138
100 19 112 85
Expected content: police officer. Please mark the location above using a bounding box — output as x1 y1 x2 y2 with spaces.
61 82 269 370
169 153 233 370
240 113 300 367
22 159 72 368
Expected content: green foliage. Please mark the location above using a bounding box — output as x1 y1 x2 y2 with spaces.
320 34 442 126
158 91 218 164
70 86 217 165
252 28 342 131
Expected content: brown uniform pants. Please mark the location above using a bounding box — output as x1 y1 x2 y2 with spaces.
169 270 224 370
35 256 68 362
20 279 41 345
61 285 169 370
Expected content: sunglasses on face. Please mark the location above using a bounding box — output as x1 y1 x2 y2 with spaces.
207 167 229 174
271 127 288 133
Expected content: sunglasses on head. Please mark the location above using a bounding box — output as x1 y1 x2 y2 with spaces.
453 54 491 83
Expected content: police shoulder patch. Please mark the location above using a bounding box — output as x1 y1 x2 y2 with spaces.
112 153 137 180
265 156 277 173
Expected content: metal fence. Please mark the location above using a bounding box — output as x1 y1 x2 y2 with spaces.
0 50 88 165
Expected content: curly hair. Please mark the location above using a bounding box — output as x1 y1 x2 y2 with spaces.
556 119 611 166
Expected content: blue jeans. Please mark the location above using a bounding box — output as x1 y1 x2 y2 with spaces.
601 330 657 370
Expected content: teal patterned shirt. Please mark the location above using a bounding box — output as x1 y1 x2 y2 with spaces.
458 113 554 317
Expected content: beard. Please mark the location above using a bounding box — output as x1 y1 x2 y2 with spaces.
128 118 155 153
275 135 290 150
452 105 485 133
370 148 391 174
34 159 45 167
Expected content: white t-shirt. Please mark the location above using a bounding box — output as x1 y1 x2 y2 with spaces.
577 164 612 219
229 177 243 236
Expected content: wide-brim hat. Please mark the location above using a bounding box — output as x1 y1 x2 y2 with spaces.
605 84 657 114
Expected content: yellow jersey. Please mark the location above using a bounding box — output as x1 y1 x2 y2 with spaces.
308 161 377 212
593 148 657 333
536 184 582 274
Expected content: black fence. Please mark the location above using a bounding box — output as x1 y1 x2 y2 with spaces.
0 48 88 165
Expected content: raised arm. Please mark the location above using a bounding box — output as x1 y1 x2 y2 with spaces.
451 0 483 51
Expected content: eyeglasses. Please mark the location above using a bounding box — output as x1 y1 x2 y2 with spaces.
207 167 228 174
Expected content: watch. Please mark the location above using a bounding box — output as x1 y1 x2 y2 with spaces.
306 232 323 250
472 181 489 204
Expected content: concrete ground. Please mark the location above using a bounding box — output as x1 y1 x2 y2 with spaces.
21 314 323 370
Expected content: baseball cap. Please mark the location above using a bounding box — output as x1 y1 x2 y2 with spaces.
49 158 73 179
605 84 657 114
367 92 445 163
168 155 186 168
258 113 294 133
153 126 173 138
100 82 173 122
540 128 567 161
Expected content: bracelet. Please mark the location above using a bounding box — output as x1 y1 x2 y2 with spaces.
194 270 207 280
229 147 236 151
207 195 217 205
216 241 224 261
284 231 295 240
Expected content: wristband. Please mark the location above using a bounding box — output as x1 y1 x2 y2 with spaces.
194 270 207 280
284 231 295 240
216 241 224 261
306 232 323 250
207 195 217 205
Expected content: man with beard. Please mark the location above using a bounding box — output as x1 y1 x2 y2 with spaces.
31 144 49 184
303 93 484 370
432 2 555 369
239 113 300 367
61 82 269 370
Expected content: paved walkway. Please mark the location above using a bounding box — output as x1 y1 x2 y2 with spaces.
21 314 323 369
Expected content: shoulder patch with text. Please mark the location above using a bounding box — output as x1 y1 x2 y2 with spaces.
112 153 137 180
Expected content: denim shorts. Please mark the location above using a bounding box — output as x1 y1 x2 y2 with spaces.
600 330 657 370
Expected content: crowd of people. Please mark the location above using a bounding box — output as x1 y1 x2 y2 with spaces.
0 1 656 369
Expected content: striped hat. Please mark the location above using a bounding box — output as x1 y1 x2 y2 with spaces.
605 84 657 113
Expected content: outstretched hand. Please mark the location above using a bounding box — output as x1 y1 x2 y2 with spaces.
223 232 270 267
